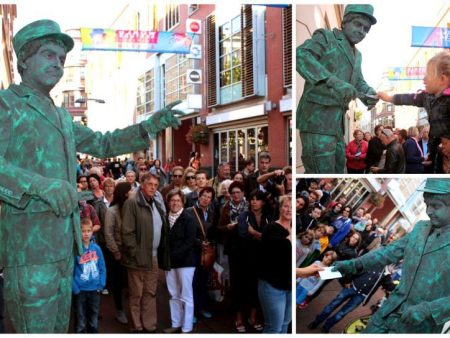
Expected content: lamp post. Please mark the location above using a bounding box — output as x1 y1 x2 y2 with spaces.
75 98 106 104
75 98 106 126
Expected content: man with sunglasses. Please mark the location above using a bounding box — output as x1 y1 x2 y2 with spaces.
161 166 185 203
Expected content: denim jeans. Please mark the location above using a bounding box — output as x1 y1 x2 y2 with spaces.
74 291 101 333
0 274 4 334
258 279 292 333
296 284 308 305
313 286 364 331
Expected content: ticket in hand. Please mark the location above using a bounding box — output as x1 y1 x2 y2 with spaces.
319 267 343 280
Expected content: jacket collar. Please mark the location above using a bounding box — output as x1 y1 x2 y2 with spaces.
136 188 153 208
10 83 65 136
333 28 357 66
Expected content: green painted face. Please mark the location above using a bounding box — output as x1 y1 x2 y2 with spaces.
342 16 372 45
21 42 66 94
423 193 450 228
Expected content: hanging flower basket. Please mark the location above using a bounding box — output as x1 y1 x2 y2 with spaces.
186 124 210 145
369 192 385 208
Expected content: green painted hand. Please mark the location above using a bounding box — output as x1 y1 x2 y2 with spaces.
141 100 184 136
400 304 431 325
327 76 358 103
331 260 356 275
31 178 78 217
360 88 379 109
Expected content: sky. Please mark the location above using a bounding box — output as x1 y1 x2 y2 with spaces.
356 0 449 90
13 0 130 32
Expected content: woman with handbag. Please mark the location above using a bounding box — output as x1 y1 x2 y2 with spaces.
163 189 196 334
217 181 249 332
257 195 292 333
184 186 217 322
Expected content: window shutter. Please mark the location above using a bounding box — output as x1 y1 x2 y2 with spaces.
206 14 217 107
282 5 292 88
241 5 254 97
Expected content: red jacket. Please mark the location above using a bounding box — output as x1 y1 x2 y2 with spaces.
346 139 368 170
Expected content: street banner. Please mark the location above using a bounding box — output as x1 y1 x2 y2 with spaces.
81 28 194 53
386 67 426 81
411 26 450 48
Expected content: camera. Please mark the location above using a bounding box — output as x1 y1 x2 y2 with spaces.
274 174 286 185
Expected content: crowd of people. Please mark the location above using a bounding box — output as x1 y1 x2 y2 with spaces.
71 151 292 333
296 178 397 333
345 124 449 174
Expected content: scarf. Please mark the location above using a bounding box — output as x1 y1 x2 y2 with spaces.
168 208 183 228
229 199 248 223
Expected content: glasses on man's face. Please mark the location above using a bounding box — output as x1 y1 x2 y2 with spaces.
186 176 195 180
139 167 147 171
172 175 183 178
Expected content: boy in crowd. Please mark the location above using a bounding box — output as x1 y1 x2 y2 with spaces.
73 218 106 333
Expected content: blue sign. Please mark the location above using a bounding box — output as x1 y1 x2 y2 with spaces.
411 26 450 48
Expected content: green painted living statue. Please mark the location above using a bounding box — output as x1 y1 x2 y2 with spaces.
333 178 450 333
297 4 379 173
0 19 182 333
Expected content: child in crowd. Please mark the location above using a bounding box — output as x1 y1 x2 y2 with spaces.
296 231 314 267
378 51 450 167
353 213 372 232
73 218 106 333
319 225 335 253
296 250 338 308
300 226 325 268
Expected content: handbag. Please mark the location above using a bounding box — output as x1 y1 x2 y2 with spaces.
192 207 216 270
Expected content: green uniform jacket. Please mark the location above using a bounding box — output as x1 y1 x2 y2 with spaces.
0 84 151 268
297 28 373 136
355 220 450 333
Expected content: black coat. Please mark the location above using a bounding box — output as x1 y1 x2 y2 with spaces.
365 136 385 169
378 139 405 173
168 209 197 268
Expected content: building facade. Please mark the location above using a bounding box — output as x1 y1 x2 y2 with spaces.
133 4 293 174
326 177 427 236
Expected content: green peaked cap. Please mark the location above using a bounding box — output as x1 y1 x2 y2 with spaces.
418 178 450 194
13 19 74 57
344 4 377 25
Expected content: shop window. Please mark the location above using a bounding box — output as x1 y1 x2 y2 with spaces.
136 69 155 117
219 15 242 104
331 179 371 210
213 126 268 172
165 4 180 31
164 54 195 103
206 5 266 107
188 4 199 16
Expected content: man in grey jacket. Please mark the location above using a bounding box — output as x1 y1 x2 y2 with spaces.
121 172 169 333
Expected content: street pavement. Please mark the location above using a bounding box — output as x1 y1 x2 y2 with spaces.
296 279 384 334
4 270 257 334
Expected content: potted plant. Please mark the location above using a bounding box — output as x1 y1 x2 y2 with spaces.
369 192 385 208
186 124 210 145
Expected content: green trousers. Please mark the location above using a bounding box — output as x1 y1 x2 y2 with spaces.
3 256 73 333
300 132 345 173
